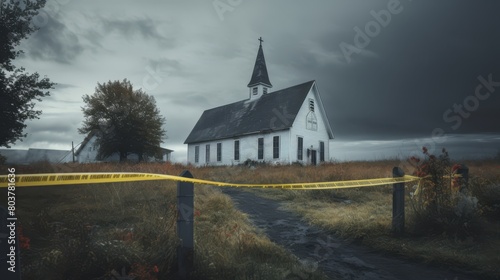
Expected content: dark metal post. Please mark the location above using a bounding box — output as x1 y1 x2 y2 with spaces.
456 164 469 193
177 170 194 279
72 141 75 163
392 167 405 236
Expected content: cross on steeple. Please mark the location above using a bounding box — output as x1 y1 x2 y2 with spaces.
248 37 272 100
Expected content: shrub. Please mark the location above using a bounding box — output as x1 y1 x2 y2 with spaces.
408 147 483 239
469 177 500 220
242 159 259 167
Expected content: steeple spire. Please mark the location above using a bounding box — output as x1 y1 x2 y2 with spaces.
247 37 272 89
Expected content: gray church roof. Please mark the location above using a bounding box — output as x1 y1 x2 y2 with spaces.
247 42 272 88
184 80 315 144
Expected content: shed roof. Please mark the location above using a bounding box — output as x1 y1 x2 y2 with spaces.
25 148 70 163
75 130 173 156
0 148 70 164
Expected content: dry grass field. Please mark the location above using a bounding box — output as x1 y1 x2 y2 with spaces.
0 162 326 279
231 159 500 279
1 157 499 279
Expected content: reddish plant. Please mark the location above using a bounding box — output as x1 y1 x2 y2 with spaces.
409 147 482 238
17 225 30 250
122 232 134 243
194 210 201 217
129 263 159 280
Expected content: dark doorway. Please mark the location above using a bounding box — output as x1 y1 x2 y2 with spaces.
311 149 317 165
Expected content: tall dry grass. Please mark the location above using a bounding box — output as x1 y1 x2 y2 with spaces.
2 158 499 278
231 158 500 279
2 162 327 279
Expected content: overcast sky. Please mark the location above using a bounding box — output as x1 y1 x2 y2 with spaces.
6 0 500 162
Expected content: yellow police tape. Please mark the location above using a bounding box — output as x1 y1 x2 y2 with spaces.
0 172 422 190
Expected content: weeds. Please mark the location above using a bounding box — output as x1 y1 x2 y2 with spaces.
1 162 327 279
221 157 500 278
407 148 483 239
1 158 499 278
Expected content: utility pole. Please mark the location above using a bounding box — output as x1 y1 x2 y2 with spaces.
72 141 75 162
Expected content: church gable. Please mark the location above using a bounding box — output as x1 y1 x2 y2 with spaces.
292 83 334 140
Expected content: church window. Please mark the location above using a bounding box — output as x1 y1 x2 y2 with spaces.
258 138 264 159
306 111 318 131
320 141 325 162
263 87 268 94
309 98 315 112
297 137 303 160
206 144 210 163
234 140 240 161
273 136 280 159
217 143 222 162
194 146 199 163
252 87 258 95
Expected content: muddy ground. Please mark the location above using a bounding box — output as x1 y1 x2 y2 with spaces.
220 187 481 280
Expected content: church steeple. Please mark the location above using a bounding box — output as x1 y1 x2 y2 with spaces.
248 37 272 100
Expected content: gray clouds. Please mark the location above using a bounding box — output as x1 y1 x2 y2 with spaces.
7 0 500 162
23 14 83 63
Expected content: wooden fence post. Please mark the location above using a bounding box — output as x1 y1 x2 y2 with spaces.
177 170 194 279
392 167 405 236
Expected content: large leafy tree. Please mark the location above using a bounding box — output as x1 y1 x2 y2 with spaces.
0 0 55 148
79 79 166 162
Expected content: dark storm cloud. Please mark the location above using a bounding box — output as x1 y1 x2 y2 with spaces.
280 0 500 141
9 0 499 161
332 133 500 161
24 15 84 64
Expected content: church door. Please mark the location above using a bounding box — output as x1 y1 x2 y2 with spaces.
311 149 317 165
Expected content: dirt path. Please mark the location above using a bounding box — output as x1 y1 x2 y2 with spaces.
220 187 480 280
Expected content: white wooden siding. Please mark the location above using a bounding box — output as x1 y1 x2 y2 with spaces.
187 130 291 166
186 83 333 166
289 86 331 163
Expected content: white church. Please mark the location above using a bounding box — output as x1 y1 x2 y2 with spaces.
184 38 334 166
